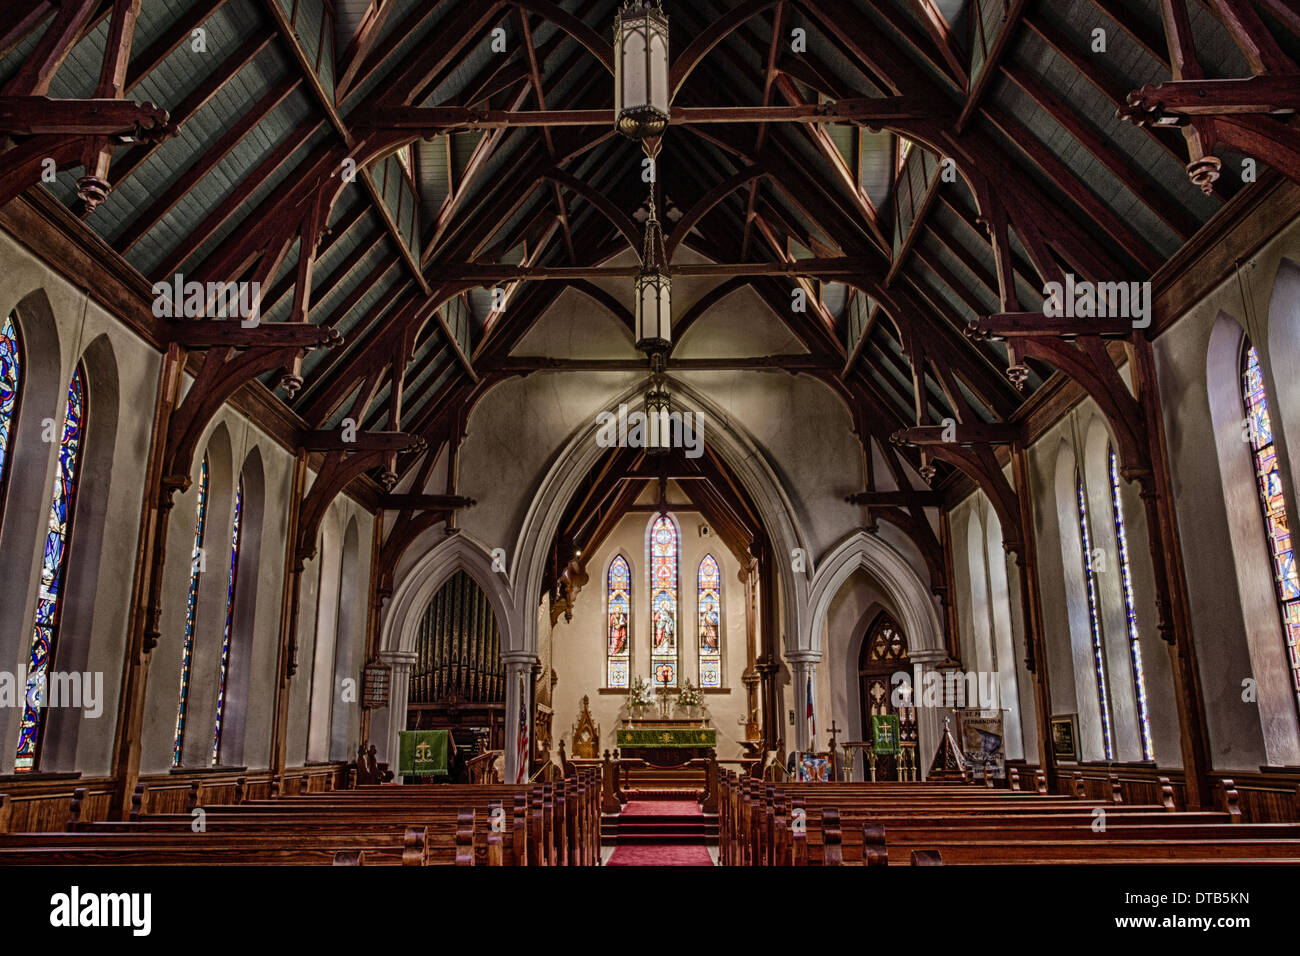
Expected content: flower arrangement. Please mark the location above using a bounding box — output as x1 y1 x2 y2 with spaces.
628 676 654 709
677 678 703 709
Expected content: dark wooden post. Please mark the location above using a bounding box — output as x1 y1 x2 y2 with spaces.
1010 443 1057 792
1130 335 1213 809
109 343 185 819
269 451 309 775
751 533 781 753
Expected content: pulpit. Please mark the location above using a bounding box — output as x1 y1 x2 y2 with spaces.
615 717 716 767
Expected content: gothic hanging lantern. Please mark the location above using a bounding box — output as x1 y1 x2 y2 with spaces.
614 1 670 140
635 194 672 354
644 376 672 456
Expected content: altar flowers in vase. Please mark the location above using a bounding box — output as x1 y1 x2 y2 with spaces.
676 678 703 718
628 676 654 718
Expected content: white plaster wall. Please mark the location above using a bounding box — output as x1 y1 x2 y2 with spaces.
1154 213 1300 769
0 225 374 778
0 230 160 776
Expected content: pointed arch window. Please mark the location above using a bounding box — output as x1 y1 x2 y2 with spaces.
15 366 86 772
212 476 243 764
607 555 631 688
1076 468 1114 760
0 314 21 521
697 554 721 687
1242 344 1300 707
172 454 210 767
649 515 678 687
1107 447 1153 759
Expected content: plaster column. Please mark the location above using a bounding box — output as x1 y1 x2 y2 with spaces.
376 649 416 775
787 651 821 752
503 651 540 783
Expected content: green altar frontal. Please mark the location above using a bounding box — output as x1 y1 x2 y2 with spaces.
616 727 717 749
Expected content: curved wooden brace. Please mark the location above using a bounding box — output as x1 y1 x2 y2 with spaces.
670 276 751 352
666 165 765 259
922 441 1023 555
1213 115 1300 186
295 449 389 567
545 167 640 252
512 0 615 73
164 344 310 487
669 0 781 100
1016 336 1150 479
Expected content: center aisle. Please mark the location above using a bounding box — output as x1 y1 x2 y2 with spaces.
605 800 715 866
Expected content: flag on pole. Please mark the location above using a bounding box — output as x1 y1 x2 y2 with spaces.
806 672 816 748
515 672 529 783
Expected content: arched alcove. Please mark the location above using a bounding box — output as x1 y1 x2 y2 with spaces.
0 291 64 771
41 333 120 772
1053 438 1108 762
983 509 1024 760
306 507 343 763
329 517 362 761
1082 415 1142 763
1208 311 1300 765
214 445 265 767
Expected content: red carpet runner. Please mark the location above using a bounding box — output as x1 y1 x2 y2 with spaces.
606 801 714 866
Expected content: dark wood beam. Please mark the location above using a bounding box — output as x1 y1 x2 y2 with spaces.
891 422 1023 446
378 493 477 510
360 98 939 131
845 489 945 507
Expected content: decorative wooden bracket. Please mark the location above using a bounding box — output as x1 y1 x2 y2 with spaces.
889 423 1022 447
971 312 1135 338
0 98 176 208
967 318 1152 483
160 328 341 501
1119 76 1300 122
0 96 175 138
142 326 339 652
844 490 945 507
1122 0 1300 192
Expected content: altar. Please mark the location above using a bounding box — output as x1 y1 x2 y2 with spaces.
616 718 716 767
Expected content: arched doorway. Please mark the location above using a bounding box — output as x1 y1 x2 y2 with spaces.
858 613 917 780
407 570 506 777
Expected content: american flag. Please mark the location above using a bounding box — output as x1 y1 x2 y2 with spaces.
515 673 528 783
807 673 816 747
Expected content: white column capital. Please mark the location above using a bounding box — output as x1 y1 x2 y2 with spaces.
785 650 822 666
379 649 417 667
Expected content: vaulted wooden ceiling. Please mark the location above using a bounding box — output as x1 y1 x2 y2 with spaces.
3 0 1298 496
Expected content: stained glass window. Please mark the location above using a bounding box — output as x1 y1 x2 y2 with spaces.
172 454 210 767
1108 447 1153 760
606 555 630 689
212 476 243 764
14 366 85 772
1242 344 1300 707
649 515 678 687
1076 469 1114 760
697 554 721 688
0 314 21 515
